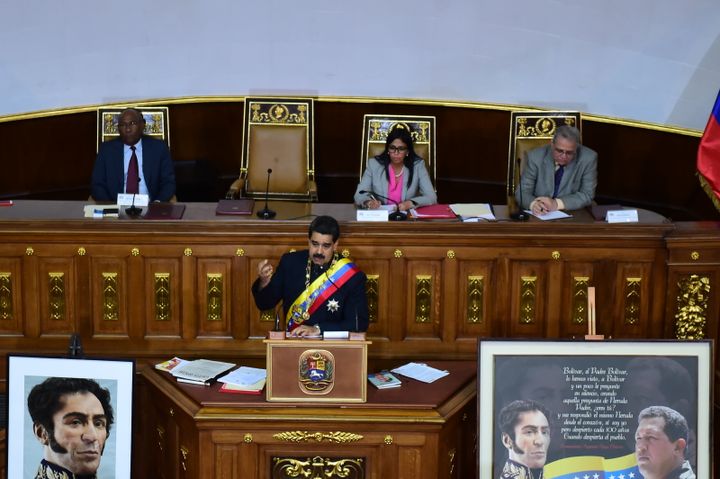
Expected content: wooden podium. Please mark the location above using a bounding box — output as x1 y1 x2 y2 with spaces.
264 334 371 403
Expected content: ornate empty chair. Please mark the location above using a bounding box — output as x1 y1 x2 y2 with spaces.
507 111 582 202
96 106 170 152
226 97 317 201
359 114 437 189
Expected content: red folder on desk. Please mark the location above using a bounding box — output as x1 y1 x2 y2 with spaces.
144 203 186 220
412 204 457 219
216 199 255 215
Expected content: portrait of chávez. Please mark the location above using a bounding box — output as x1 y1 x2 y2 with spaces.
27 377 115 479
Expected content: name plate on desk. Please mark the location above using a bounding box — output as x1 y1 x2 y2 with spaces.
606 209 638 223
356 209 389 222
265 338 370 403
116 193 149 207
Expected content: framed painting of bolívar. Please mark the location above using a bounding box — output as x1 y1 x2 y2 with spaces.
478 340 711 479
7 355 134 479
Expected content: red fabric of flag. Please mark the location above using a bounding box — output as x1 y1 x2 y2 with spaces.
697 90 720 210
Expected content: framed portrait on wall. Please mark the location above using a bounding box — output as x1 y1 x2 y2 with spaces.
478 340 711 479
7 355 134 479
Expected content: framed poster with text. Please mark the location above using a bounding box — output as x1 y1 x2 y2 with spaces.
478 340 711 479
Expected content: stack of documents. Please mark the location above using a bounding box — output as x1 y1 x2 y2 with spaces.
171 359 236 386
368 371 402 389
449 203 495 222
217 366 267 394
391 362 449 383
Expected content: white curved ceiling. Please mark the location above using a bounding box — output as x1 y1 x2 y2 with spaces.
1 0 718 130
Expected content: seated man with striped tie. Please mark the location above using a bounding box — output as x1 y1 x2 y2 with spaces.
91 107 176 202
516 125 597 216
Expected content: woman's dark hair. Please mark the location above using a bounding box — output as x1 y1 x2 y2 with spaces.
374 125 422 186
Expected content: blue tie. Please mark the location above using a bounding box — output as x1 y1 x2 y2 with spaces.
553 165 564 198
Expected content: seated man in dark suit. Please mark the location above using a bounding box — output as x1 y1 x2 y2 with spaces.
91 107 176 202
516 125 597 215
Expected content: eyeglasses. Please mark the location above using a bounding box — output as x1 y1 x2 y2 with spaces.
388 146 408 153
118 120 142 129
553 147 576 157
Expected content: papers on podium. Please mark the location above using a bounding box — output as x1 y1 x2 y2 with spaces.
449 203 495 221
218 366 267 394
171 359 235 385
391 362 449 383
368 371 402 389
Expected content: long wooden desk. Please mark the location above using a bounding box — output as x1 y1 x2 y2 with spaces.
3 201 720 478
136 360 476 479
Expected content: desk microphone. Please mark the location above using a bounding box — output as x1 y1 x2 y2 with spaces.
509 157 529 221
125 189 142 217
358 190 407 221
257 168 276 219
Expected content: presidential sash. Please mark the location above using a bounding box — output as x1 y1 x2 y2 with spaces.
286 257 360 331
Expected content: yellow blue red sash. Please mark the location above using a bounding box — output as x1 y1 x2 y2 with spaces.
286 257 360 331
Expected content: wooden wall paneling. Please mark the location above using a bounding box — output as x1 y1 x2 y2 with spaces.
610 262 654 338
196 257 233 337
509 260 548 337
0 256 22 335
455 259 494 340
89 254 128 337
38 255 77 336
352 257 391 342
405 258 443 340
144 257 182 337
231 252 252 340
247 254 284 339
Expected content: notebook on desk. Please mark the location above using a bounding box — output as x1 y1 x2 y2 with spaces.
144 203 186 220
411 204 457 219
216 199 255 215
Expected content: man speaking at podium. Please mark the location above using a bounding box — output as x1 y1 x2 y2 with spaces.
252 215 369 337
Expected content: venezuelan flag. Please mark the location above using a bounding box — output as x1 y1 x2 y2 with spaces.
544 452 640 479
698 89 720 210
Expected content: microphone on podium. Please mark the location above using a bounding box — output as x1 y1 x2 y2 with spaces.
257 168 276 219
510 157 529 221
358 190 407 221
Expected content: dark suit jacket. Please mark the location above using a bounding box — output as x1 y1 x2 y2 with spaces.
252 250 369 332
91 136 176 202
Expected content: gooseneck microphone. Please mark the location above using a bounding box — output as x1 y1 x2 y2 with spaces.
358 190 407 221
257 168 276 219
510 157 529 221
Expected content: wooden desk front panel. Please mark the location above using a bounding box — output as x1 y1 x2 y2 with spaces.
0 202 673 360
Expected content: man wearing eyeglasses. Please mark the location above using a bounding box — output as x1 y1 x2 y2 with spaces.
515 125 597 216
91 107 176 202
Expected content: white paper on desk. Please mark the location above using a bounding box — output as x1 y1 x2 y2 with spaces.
450 203 495 220
218 366 266 386
529 210 572 221
391 362 449 383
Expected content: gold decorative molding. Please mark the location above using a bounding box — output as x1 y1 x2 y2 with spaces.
102 272 119 321
551 251 560 260
184 247 193 257
250 101 308 125
366 275 379 323
156 425 165 452
690 251 699 261
180 445 189 472
0 272 13 320
206 273 223 321
260 308 276 322
393 249 403 258
446 250 455 259
272 431 363 443
48 272 65 320
131 247 140 257
624 277 641 325
448 448 457 476
243 433 253 443
415 275 432 323
235 248 245 256
572 276 590 324
154 273 171 321
519 276 537 324
675 274 710 339
384 435 393 445
77 247 86 256
25 247 34 256
341 249 350 258
466 275 484 324
272 456 364 479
